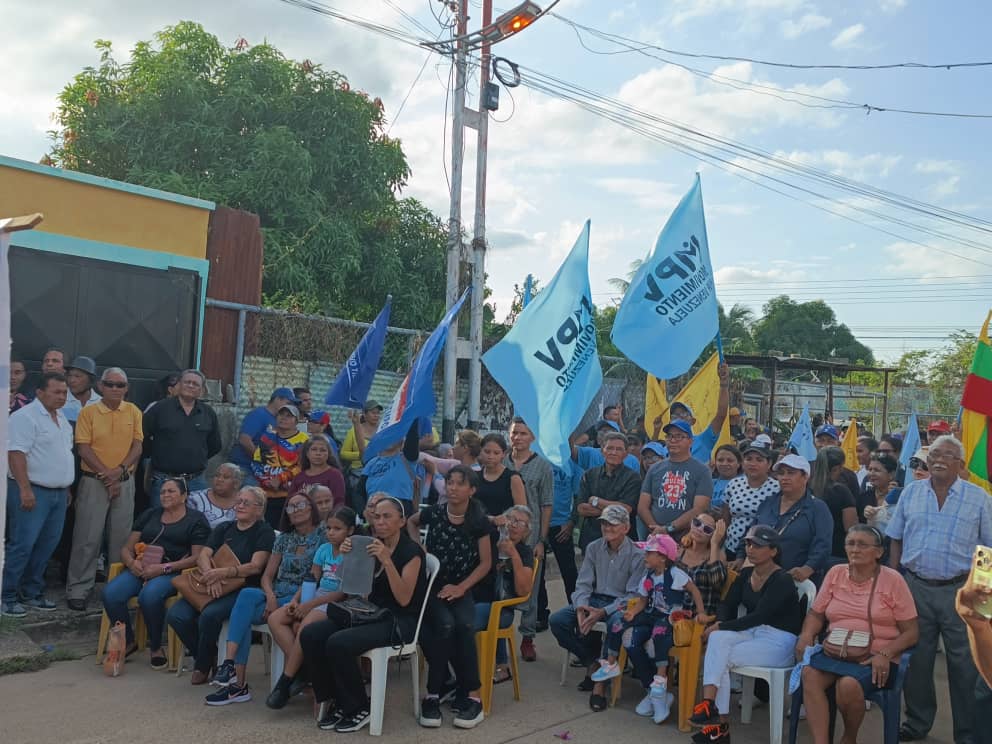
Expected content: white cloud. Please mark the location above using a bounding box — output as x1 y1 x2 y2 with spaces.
931 176 960 199
879 0 906 12
882 241 986 277
595 178 682 212
831 23 866 49
667 0 804 27
715 266 802 284
915 159 960 175
781 13 832 40
774 149 902 180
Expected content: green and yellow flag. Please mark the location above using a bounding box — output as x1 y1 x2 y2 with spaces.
961 310 992 494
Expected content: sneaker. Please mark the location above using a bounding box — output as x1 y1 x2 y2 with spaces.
205 683 252 706
521 637 537 662
577 675 594 692
23 597 57 612
636 692 655 717
211 659 236 687
317 707 343 730
590 660 621 682
689 698 720 727
652 691 674 724
265 684 292 710
1 601 26 618
453 698 484 729
288 676 309 697
691 722 730 743
335 709 371 733
650 674 667 697
419 697 442 728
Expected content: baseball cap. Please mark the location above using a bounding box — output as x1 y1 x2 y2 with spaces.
641 441 668 458
308 410 331 426
744 524 781 547
663 419 694 438
927 420 951 434
741 441 774 459
66 355 97 377
596 419 621 432
753 433 773 447
814 424 839 440
773 453 811 476
598 504 630 525
670 401 695 418
270 387 299 404
638 533 679 560
277 404 300 418
729 406 742 417
363 399 384 413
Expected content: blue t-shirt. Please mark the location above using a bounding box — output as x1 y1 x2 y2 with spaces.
576 446 641 474
363 452 416 502
712 477 730 509
230 407 275 469
691 427 718 463
551 462 583 527
313 542 344 593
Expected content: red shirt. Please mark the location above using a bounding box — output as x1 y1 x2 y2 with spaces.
288 467 346 510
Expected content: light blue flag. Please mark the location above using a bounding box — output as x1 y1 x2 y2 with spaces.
611 174 719 379
788 404 817 461
483 221 602 467
900 412 922 470
324 295 391 408
364 289 470 461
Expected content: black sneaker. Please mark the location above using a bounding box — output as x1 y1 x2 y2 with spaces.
577 675 594 692
317 707 344 730
419 697 443 727
265 683 291 710
335 709 371 733
691 723 730 743
689 698 720 727
211 659 236 687
288 676 309 697
453 699 484 729
205 682 252 706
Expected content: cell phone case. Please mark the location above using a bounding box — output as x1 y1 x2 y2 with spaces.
340 535 376 596
973 545 992 619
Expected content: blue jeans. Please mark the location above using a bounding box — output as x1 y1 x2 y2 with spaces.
166 591 241 673
102 571 177 650
149 471 207 509
224 587 293 665
623 613 675 688
2 481 67 602
549 593 616 667
474 602 515 664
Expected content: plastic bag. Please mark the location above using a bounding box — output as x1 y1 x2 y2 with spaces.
103 621 127 677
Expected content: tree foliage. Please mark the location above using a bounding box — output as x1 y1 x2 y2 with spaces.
894 331 976 413
49 22 447 328
751 296 875 365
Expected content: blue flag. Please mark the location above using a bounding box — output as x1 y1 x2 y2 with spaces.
900 412 922 470
364 289 469 461
788 404 817 461
483 221 602 467
611 174 719 379
324 296 392 408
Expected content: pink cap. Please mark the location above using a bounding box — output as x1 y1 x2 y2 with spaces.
637 533 679 560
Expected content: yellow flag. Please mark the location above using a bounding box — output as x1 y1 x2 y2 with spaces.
644 375 668 437
658 353 733 453
841 418 859 471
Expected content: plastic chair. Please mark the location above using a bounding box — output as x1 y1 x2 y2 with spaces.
216 621 276 690
788 647 915 744
733 579 817 744
96 563 147 661
558 619 627 705
475 557 541 714
361 552 440 736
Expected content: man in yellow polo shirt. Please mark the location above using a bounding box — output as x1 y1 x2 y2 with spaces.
66 367 144 611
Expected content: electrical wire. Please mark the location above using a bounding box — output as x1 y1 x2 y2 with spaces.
277 0 427 48
383 0 438 38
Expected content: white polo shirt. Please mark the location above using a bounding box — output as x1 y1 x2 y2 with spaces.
8 398 75 488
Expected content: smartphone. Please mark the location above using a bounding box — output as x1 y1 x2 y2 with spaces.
972 545 992 619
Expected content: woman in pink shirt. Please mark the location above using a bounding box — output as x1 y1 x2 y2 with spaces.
795 524 918 744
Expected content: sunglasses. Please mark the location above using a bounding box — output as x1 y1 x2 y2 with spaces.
909 458 927 470
102 381 127 389
285 501 311 514
692 518 715 535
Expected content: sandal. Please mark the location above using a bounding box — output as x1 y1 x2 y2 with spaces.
589 693 608 712
493 667 513 685
150 653 168 670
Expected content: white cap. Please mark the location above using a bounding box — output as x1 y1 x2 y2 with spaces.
754 433 773 447
773 453 811 476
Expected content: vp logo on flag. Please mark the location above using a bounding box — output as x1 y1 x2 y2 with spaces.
532 294 598 391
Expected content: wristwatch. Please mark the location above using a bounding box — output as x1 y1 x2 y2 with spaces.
666 524 675 534
590 496 600 508
162 563 173 574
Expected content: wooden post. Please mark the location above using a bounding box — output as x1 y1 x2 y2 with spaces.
768 358 778 431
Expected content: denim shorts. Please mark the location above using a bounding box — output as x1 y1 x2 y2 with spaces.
808 650 897 697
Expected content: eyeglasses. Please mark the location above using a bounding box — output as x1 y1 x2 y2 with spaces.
507 518 531 528
235 498 262 507
285 501 311 514
928 450 960 461
181 379 203 387
666 433 689 442
844 540 880 549
102 381 127 389
692 518 715 535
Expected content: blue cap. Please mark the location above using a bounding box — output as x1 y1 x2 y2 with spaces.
670 401 695 418
814 424 839 440
663 419 694 437
596 419 621 432
270 386 300 404
308 410 331 425
642 441 668 458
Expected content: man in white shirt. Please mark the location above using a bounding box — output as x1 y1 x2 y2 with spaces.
2 372 75 617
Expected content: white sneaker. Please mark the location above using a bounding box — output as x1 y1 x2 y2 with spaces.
652 691 674 724
636 693 654 716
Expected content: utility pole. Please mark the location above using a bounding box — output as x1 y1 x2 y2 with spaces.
441 0 469 443
466 0 493 431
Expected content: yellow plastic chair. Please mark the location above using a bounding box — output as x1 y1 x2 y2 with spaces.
96 563 147 662
475 556 541 715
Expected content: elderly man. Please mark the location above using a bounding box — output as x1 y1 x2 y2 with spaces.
887 434 992 743
638 420 713 540
66 368 144 611
651 362 731 463
142 369 222 507
572 420 641 472
549 505 643 707
62 355 101 424
507 417 554 660
228 386 298 485
577 431 641 551
2 373 74 616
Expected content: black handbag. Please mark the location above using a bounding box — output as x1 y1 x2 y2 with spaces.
326 597 390 626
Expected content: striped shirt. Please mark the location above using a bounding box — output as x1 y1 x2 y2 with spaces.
885 476 992 580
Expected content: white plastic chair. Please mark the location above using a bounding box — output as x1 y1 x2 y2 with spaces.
215 621 280 691
732 579 817 744
362 552 440 736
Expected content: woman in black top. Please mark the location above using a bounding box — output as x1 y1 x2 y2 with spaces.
165 486 275 684
298 496 427 733
408 465 494 730
810 447 858 563
688 525 803 741
103 477 210 667
475 433 526 519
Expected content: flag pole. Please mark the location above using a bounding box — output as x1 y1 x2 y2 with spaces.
715 333 725 364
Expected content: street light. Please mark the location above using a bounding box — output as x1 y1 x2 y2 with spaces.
424 1 544 51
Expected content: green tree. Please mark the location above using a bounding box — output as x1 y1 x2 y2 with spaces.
49 22 446 328
751 296 875 365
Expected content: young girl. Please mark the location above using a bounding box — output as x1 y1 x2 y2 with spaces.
265 506 356 709
591 533 706 724
289 435 346 512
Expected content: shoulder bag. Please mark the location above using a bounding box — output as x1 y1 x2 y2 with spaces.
171 543 245 613
822 568 879 662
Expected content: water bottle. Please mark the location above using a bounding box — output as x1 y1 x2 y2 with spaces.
301 577 317 603
498 524 510 559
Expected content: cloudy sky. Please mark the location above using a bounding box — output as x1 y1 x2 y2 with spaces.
4 0 992 362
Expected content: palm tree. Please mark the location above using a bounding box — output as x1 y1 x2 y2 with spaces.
608 258 645 295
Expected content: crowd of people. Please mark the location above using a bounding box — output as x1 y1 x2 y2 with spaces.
3 349 992 742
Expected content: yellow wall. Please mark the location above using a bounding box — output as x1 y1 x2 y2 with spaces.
0 164 210 259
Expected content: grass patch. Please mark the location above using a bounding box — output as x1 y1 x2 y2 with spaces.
0 654 48 675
